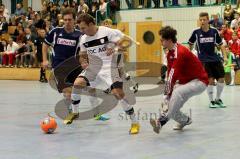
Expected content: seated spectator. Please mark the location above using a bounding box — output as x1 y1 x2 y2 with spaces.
220 23 233 44
78 0 89 14
224 4 234 25
209 14 223 31
88 3 98 18
15 42 27 67
20 13 28 28
14 3 26 21
0 39 7 67
2 38 19 67
0 4 9 22
40 4 50 20
99 0 107 21
0 16 8 35
230 12 240 30
228 32 240 57
50 3 60 27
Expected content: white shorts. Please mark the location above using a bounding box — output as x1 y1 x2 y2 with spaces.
79 67 122 90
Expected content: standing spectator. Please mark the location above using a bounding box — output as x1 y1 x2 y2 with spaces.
224 46 237 86
50 4 60 27
40 4 50 20
27 7 34 20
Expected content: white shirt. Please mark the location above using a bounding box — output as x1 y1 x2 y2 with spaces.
80 26 124 69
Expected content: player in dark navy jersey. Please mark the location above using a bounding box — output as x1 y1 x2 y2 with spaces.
42 8 83 97
188 12 227 108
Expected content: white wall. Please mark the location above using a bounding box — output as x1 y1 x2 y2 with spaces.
118 6 224 43
32 0 42 11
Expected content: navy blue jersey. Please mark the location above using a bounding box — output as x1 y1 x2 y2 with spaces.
44 27 83 68
188 27 223 62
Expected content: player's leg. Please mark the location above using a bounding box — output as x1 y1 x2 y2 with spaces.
63 76 88 124
229 68 235 85
111 84 140 134
150 80 207 133
214 62 226 108
204 62 218 108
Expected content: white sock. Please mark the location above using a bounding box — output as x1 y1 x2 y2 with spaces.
119 98 137 123
216 82 224 100
207 85 214 102
71 87 81 113
230 69 235 84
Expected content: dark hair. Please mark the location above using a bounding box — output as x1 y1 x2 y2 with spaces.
159 26 177 43
62 8 75 19
77 13 95 25
199 12 209 19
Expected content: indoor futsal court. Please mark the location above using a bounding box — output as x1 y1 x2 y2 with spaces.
0 80 240 159
1 0 240 159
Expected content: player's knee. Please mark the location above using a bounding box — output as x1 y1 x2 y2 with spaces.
112 89 125 99
73 77 86 89
208 78 215 85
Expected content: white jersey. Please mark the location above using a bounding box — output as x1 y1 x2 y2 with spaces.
80 26 124 69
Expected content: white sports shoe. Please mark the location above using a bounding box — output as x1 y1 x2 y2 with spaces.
173 117 192 130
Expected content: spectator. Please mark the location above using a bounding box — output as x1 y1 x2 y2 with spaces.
0 16 8 35
230 12 240 29
228 32 240 57
88 3 98 18
223 4 234 25
0 4 9 22
78 0 89 14
27 7 34 20
40 4 50 20
220 23 233 44
125 0 135 9
20 13 28 28
0 39 7 67
50 3 60 26
2 38 19 67
14 3 26 17
99 0 107 21
209 14 223 31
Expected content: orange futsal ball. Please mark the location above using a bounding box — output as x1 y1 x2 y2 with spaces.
40 117 57 134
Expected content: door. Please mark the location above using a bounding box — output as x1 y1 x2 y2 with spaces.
136 22 162 76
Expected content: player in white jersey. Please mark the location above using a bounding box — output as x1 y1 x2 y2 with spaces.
64 14 140 134
102 19 139 94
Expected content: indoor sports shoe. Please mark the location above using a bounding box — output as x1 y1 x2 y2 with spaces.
94 114 110 121
150 118 161 134
209 101 217 108
129 123 140 135
215 99 226 108
173 117 192 130
63 112 79 124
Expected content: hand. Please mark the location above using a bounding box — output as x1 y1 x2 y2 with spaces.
42 60 49 69
106 47 114 56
